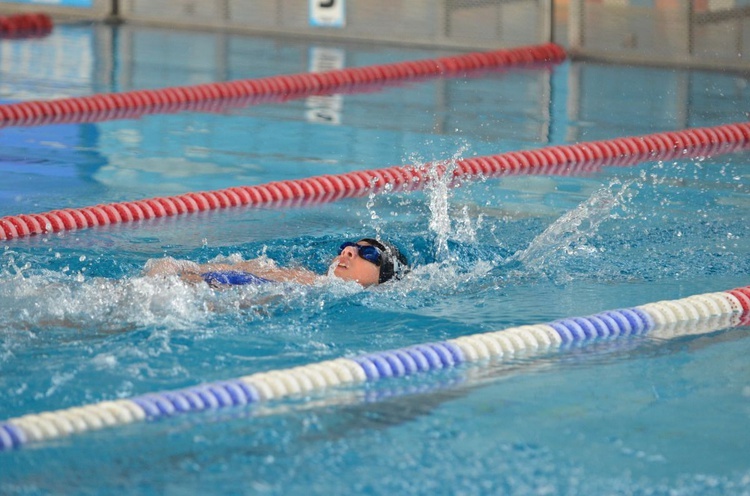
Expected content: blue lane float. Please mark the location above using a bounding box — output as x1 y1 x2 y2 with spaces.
1 286 748 451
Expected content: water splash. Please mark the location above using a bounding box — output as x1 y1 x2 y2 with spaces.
0 271 219 333
421 144 481 262
0 246 377 336
510 180 636 273
364 174 385 240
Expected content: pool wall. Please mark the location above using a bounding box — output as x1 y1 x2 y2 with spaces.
2 1 749 71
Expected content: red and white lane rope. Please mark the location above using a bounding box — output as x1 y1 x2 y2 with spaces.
1 121 748 241
0 13 52 38
0 42 565 128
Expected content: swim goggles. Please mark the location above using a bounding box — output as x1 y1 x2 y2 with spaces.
338 241 383 266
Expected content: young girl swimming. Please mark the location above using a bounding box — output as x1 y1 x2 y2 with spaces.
144 238 409 288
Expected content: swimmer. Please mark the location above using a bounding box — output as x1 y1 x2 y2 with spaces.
144 238 409 288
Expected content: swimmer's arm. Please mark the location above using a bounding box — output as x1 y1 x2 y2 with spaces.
232 260 318 284
145 257 318 284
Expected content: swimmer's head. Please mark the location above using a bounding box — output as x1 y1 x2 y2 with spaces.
359 238 409 284
333 238 409 287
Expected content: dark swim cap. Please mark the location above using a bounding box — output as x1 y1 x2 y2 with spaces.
359 238 409 284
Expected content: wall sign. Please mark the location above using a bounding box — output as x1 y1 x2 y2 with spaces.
309 0 345 28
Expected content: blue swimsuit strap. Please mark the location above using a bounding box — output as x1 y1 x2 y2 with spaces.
201 270 272 286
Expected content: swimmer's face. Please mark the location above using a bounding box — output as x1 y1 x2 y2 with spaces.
333 241 381 287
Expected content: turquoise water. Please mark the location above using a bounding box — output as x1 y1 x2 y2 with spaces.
1 24 749 495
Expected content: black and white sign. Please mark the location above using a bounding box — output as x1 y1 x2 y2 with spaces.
309 0 345 28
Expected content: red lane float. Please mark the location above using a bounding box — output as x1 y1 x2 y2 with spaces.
728 286 750 326
0 13 52 38
0 43 566 128
1 121 749 241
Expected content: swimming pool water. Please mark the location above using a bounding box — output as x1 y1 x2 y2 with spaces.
1 24 749 495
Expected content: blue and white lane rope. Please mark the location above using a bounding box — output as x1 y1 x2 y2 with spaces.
1 286 748 451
